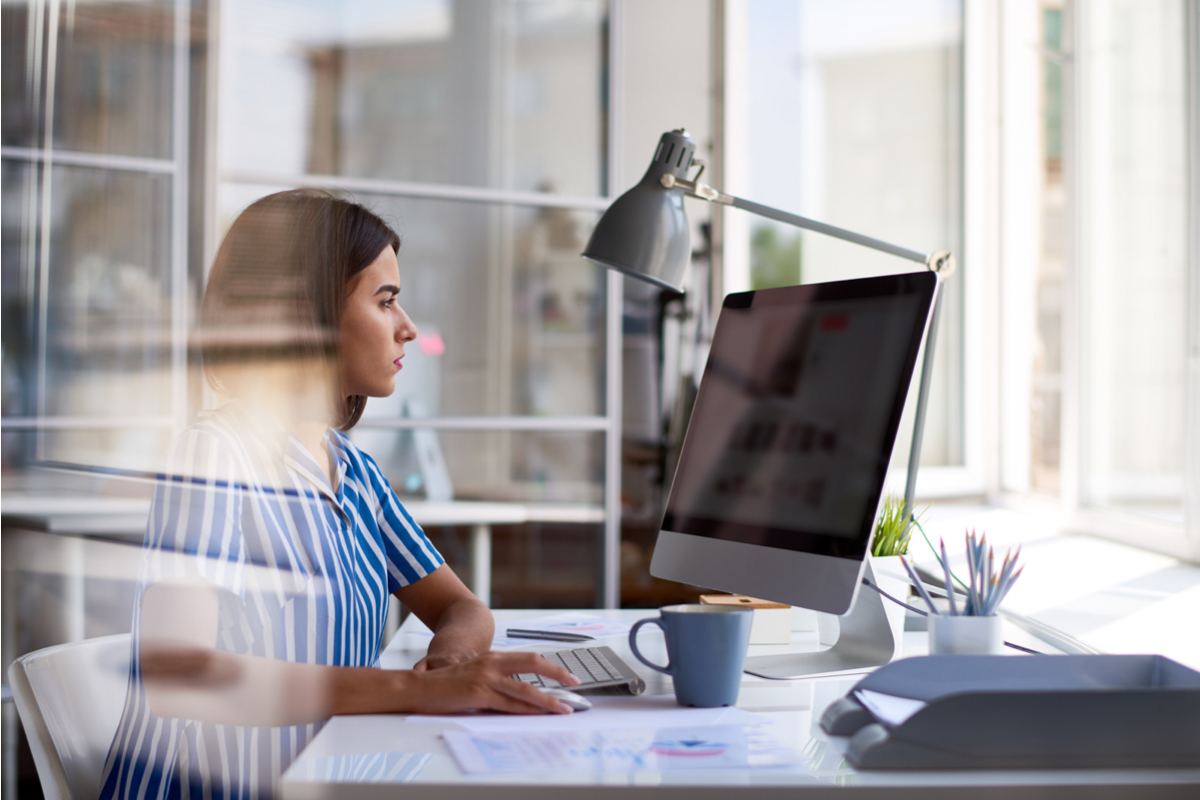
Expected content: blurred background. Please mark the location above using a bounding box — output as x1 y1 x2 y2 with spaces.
2 0 1196 795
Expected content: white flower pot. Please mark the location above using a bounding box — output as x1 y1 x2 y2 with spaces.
929 614 1004 655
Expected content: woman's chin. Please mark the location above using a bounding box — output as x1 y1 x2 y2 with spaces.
369 381 397 399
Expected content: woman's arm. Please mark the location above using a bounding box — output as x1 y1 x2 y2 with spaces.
139 579 577 726
393 564 495 671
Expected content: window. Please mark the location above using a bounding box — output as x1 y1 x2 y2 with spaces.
725 0 1198 561
997 0 1198 559
5 0 690 609
1076 0 1190 527
725 0 969 498
2 0 197 484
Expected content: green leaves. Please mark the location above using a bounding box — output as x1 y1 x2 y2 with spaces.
870 494 925 557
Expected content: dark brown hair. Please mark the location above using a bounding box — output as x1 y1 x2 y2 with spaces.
199 189 400 430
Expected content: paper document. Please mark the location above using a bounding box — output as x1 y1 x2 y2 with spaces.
408 694 769 732
444 724 799 775
854 689 927 727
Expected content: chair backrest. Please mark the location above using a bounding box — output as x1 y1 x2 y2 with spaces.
8 634 132 800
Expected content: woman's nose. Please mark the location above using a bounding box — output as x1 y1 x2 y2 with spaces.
398 310 418 343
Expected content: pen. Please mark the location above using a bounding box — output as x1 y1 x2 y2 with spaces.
505 628 595 642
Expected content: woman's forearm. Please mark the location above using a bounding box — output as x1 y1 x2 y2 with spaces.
422 595 495 668
393 565 496 670
142 646 578 724
143 646 410 726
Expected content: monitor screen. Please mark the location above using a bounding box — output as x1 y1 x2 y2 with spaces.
661 272 936 563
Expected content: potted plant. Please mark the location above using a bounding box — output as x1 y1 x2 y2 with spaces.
819 494 925 647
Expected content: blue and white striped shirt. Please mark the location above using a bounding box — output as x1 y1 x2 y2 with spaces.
99 401 444 800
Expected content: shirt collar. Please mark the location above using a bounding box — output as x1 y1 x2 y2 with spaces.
215 400 347 509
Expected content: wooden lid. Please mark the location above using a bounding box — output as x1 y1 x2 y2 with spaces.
699 594 789 610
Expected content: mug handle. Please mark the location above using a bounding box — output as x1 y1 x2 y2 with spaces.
628 617 672 675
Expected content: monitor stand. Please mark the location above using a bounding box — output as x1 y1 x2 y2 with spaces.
743 559 900 679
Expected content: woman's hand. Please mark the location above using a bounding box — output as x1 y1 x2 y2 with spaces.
412 650 474 672
393 652 581 715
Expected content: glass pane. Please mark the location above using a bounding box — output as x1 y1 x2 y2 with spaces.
220 0 606 196
743 0 964 469
1 427 173 487
2 0 176 158
349 427 604 506
1079 0 1188 523
2 160 38 419
44 165 174 418
219 185 607 419
2 2 43 148
54 0 176 158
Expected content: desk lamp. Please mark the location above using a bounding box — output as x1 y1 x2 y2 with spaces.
583 129 956 523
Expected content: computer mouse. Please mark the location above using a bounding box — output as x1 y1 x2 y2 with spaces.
543 688 592 712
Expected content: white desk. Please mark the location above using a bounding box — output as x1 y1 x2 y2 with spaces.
402 501 604 605
0 495 603 607
281 609 1200 799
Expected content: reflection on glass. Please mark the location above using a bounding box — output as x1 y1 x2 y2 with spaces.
1079 0 1187 523
1 0 176 158
349 428 605 506
42 166 174 418
0 428 173 491
744 0 964 469
1 2 42 148
221 188 606 419
2 160 37 419
221 0 606 196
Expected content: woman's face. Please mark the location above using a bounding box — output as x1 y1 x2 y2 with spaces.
340 245 418 398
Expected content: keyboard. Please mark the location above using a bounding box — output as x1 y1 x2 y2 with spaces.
514 646 646 695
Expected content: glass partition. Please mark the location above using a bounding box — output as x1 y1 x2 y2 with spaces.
219 0 606 196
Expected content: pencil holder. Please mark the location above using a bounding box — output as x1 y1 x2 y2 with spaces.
928 614 1003 655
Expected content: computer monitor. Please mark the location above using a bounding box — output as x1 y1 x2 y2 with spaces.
650 272 938 676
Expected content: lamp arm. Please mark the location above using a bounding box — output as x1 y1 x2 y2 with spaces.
661 174 955 275
660 171 954 523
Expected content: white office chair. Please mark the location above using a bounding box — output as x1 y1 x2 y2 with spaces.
8 634 132 800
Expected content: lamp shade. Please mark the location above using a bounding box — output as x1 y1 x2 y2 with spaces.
582 130 696 294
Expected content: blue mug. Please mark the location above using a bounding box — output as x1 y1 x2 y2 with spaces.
628 604 753 707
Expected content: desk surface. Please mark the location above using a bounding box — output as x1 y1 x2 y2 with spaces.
281 610 1200 799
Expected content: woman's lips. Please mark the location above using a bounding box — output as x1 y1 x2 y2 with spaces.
393 357 403 370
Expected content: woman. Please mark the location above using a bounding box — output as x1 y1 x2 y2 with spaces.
99 190 575 800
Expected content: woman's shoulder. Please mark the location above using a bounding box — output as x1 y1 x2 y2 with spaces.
328 430 408 509
160 403 258 480
327 428 383 480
